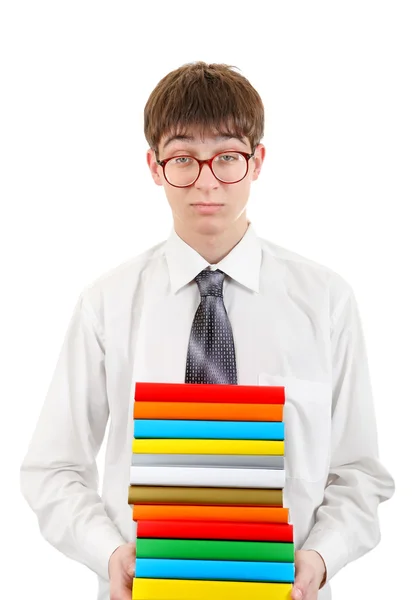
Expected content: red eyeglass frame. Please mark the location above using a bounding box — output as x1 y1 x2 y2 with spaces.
155 149 256 188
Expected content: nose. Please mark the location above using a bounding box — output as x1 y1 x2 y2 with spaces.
194 161 219 188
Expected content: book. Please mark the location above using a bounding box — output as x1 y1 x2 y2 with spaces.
132 439 284 455
133 419 284 440
134 558 294 583
136 520 294 542
134 401 283 421
135 538 295 562
128 486 283 506
130 466 285 488
135 382 284 404
132 504 289 523
132 578 293 600
131 453 284 469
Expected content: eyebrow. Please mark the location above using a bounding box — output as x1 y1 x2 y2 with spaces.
162 133 247 151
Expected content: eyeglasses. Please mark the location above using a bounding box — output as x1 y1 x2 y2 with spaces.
155 149 256 188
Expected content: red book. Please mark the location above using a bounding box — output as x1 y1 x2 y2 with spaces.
134 382 285 405
136 519 293 542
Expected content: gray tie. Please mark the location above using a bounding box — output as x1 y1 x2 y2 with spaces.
185 268 238 384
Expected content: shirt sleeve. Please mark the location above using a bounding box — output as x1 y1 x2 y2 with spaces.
20 290 126 580
301 286 395 583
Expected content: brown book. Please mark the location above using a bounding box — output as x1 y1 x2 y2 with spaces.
128 485 283 506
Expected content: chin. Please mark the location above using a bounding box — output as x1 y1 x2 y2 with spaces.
193 219 225 235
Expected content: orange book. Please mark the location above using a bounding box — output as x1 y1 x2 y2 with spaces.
132 504 289 523
134 401 283 421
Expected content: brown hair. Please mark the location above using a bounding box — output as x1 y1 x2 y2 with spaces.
144 61 264 155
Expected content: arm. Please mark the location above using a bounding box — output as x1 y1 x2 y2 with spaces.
301 286 395 583
20 290 126 580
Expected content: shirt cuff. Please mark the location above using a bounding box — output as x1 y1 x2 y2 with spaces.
300 527 349 583
83 524 127 581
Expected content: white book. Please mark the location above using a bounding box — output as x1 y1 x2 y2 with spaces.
129 466 286 488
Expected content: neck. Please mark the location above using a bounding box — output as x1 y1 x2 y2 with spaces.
174 217 250 264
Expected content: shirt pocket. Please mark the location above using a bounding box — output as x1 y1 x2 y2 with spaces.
258 373 332 482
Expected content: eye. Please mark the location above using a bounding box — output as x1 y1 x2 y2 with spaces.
219 154 236 161
172 157 193 165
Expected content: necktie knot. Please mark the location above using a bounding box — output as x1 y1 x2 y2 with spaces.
195 268 225 298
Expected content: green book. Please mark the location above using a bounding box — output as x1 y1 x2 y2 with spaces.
136 538 294 562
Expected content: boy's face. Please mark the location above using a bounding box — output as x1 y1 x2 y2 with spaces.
147 128 265 237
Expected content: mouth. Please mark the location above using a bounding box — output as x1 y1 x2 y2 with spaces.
190 203 224 214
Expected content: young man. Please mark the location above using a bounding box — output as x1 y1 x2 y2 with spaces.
20 62 394 600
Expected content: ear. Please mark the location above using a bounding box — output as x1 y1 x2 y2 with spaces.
146 148 164 186
251 143 266 181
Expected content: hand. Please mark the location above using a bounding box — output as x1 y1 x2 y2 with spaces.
291 549 327 600
108 542 136 600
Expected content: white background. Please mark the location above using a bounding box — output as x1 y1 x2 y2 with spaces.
1 1 413 598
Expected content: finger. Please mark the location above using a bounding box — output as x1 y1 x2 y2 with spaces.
127 561 136 578
291 586 303 600
292 571 312 600
292 580 321 600
124 543 136 579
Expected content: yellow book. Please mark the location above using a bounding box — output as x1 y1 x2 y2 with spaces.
132 438 284 455
132 578 292 600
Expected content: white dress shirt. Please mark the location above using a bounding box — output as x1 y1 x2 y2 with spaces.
20 222 395 600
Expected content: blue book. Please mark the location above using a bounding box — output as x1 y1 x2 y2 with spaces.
135 558 294 583
134 419 284 440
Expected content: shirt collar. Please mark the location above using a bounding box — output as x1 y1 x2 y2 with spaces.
164 222 262 294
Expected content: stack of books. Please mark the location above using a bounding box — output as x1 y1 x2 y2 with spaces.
128 381 294 600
